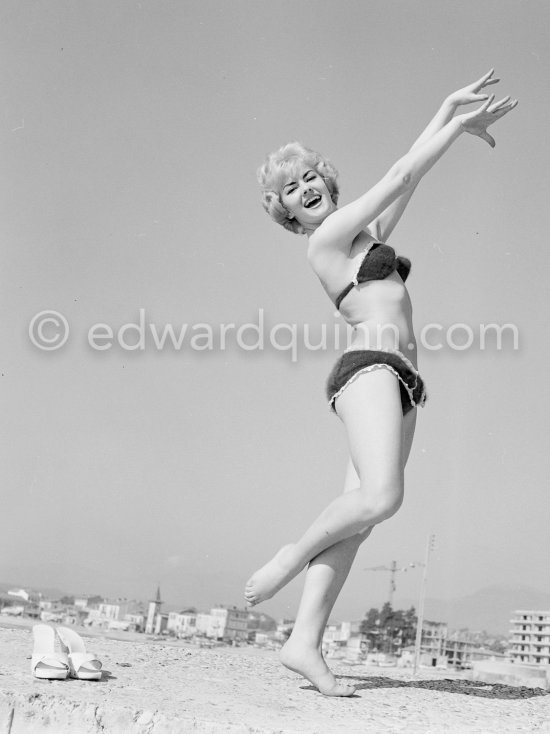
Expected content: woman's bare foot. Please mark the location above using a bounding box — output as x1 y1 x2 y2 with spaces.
245 544 302 606
280 637 357 697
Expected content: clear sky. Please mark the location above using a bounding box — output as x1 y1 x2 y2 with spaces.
2 0 549 623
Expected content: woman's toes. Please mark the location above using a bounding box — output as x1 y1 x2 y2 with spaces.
326 682 356 697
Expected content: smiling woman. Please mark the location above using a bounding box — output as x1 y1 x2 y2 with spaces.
257 142 339 235
247 70 517 698
281 165 332 226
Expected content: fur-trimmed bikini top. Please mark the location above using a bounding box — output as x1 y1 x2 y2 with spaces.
335 242 411 310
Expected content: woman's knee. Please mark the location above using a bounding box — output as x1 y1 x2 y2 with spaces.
357 476 404 523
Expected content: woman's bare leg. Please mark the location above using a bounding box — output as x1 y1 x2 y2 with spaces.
280 531 369 696
279 407 417 696
279 458 370 696
245 369 406 606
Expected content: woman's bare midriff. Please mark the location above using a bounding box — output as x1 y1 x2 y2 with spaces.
338 272 417 366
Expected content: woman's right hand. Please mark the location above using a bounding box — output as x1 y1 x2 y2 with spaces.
446 69 501 108
458 94 518 148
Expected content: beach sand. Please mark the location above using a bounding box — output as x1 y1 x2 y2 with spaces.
1 622 549 733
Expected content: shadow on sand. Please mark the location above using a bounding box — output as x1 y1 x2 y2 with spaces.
301 675 549 699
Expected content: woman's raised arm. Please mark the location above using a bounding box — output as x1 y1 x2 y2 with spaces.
312 81 517 254
370 70 502 241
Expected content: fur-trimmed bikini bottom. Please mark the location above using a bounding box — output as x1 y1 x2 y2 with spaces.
326 348 427 415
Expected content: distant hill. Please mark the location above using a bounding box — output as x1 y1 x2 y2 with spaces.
398 585 550 634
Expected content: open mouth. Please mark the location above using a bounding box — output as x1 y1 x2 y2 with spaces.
304 194 322 209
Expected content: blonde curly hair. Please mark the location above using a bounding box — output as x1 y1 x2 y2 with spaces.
257 142 339 235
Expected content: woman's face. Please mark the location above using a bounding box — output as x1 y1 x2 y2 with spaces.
279 162 334 231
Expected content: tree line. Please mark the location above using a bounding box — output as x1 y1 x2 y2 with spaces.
360 602 417 654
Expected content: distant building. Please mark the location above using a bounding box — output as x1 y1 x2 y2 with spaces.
125 613 145 632
509 610 550 665
145 587 163 634
323 621 364 659
82 599 142 629
153 612 169 635
253 631 270 646
421 620 448 663
345 635 369 662
324 621 354 646
8 588 30 602
445 629 481 668
98 600 132 621
74 595 103 610
194 606 248 642
215 606 248 643
167 609 197 637
246 611 277 634
1 606 24 616
193 612 211 636
275 619 294 642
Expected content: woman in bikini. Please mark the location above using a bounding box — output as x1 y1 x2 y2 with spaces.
245 70 517 696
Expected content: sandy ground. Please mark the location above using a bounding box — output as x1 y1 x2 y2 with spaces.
1 621 550 734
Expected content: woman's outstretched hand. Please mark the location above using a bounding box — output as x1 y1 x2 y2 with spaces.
458 93 518 148
447 69 501 107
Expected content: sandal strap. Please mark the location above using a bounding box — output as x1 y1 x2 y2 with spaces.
32 654 69 670
70 652 102 672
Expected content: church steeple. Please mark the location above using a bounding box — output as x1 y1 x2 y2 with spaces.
145 585 163 634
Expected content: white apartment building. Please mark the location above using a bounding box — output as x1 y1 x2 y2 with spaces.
190 606 248 642
167 610 198 638
509 610 550 665
98 600 132 621
323 621 353 645
221 606 248 642
422 620 448 659
207 606 248 642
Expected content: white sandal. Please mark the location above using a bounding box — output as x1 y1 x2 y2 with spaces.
31 624 70 680
57 626 103 680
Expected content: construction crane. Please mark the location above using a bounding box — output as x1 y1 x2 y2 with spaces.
364 560 417 607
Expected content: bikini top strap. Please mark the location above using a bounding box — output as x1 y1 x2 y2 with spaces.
335 242 381 310
334 282 355 311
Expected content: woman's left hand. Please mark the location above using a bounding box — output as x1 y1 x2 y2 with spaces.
447 69 500 107
458 93 518 147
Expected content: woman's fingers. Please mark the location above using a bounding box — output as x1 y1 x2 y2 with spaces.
480 131 496 148
499 99 519 115
460 74 517 145
488 95 511 111
490 98 518 117
480 94 518 117
480 93 495 111
476 69 499 89
477 69 495 85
